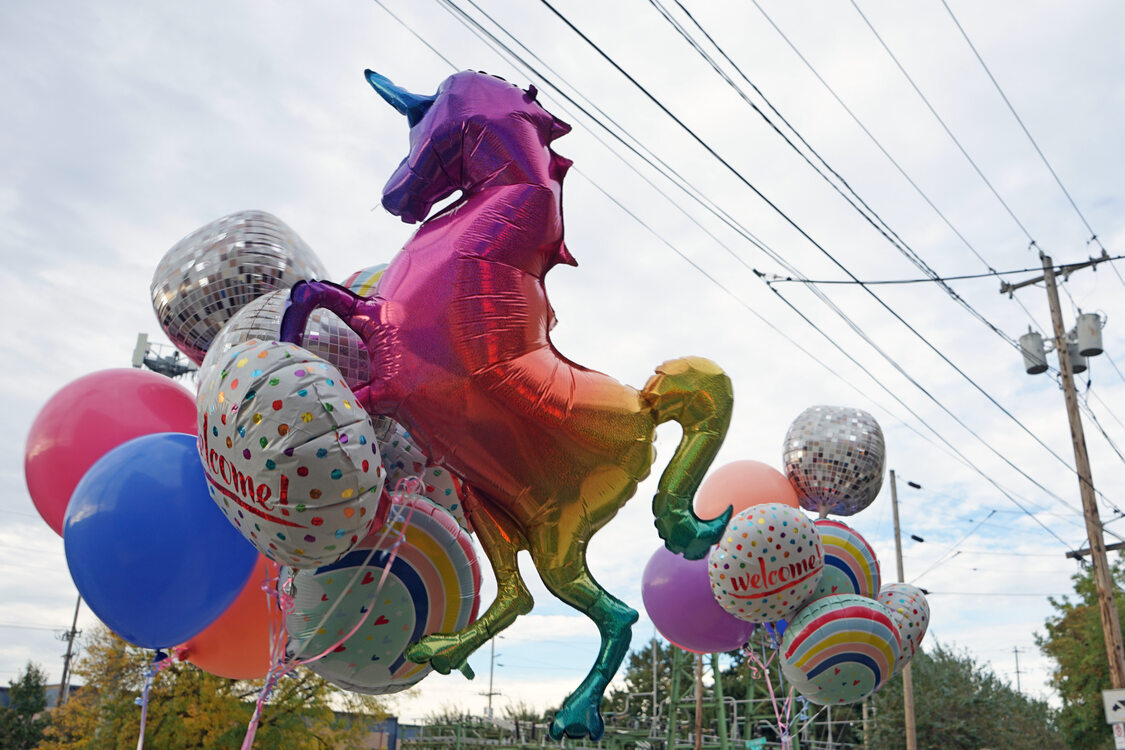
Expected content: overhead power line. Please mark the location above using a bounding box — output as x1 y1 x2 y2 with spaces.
534 0 1108 520
848 0 1035 243
759 256 1125 285
940 0 1125 293
746 0 1048 333
937 0 1111 255
653 0 1018 348
911 509 997 583
435 0 1096 547
375 0 1106 545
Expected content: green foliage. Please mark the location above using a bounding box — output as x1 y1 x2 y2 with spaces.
603 637 675 721
39 626 386 750
421 703 473 725
868 642 1065 750
1037 555 1125 750
0 661 51 749
501 698 545 722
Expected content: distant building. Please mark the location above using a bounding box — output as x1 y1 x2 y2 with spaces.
0 683 81 709
334 714 407 749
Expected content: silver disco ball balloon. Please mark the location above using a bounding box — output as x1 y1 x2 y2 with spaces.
151 210 328 364
198 289 371 391
783 406 886 517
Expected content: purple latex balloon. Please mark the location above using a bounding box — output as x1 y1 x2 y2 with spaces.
642 546 755 654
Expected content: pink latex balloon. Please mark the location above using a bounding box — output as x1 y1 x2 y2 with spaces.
25 368 197 535
695 460 799 520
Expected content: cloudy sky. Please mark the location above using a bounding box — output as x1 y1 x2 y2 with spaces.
3 0 1125 727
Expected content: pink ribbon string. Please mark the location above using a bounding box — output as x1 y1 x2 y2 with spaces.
240 477 422 750
744 628 796 749
135 648 176 750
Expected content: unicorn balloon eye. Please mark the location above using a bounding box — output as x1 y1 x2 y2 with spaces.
280 69 735 741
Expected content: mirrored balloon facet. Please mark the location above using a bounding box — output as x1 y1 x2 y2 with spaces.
783 406 885 517
199 289 371 391
151 210 328 364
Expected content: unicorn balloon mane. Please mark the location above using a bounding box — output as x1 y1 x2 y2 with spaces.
280 69 734 740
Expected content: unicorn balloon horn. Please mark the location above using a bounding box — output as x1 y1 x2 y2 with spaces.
364 69 435 126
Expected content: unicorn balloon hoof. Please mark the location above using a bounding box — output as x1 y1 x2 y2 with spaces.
655 493 733 560
403 632 480 677
552 701 605 741
280 69 735 740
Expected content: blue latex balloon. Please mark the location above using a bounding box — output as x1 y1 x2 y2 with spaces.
64 432 256 648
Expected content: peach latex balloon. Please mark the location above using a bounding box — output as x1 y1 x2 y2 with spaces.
179 556 282 680
695 460 799 520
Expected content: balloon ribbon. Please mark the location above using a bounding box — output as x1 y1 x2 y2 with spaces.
240 477 422 749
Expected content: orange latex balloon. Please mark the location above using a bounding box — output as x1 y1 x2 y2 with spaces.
695 460 799 520
178 556 281 679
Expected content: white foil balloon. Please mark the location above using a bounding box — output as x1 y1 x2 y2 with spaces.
378 420 469 532
197 339 387 569
708 503 824 623
876 582 930 672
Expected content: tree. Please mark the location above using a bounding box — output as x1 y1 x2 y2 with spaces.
868 641 1065 750
1037 554 1125 750
39 626 386 750
0 661 51 749
604 637 676 723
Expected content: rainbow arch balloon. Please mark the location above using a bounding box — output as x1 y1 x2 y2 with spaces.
780 594 901 705
342 263 389 298
284 495 480 694
807 519 880 603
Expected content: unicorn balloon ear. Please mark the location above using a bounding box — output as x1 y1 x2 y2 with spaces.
364 69 436 127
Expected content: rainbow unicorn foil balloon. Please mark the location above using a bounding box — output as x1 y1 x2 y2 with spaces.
280 70 734 740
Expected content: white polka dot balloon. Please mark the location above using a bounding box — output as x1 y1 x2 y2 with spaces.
708 503 824 623
379 420 469 533
876 582 930 672
197 339 387 569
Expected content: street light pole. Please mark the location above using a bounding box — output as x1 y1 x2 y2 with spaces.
889 470 918 750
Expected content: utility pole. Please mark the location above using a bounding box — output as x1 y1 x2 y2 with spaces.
482 637 501 718
1004 250 1125 689
694 653 704 750
889 470 919 750
668 646 683 750
1012 647 1024 693
652 637 660 737
711 652 728 750
57 595 82 705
